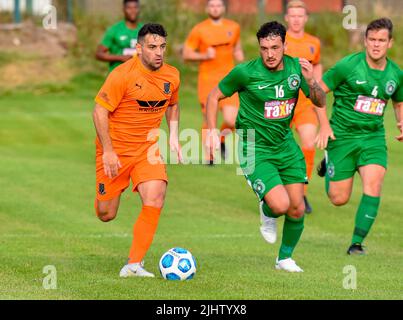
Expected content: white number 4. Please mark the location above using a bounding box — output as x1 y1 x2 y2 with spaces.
275 85 284 98
371 86 378 97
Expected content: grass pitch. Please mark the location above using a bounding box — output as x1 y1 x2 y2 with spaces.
0 74 402 300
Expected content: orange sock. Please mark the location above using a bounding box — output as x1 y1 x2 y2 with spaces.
220 123 234 143
302 148 316 194
128 206 162 264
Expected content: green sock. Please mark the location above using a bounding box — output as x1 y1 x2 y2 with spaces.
279 215 305 260
262 202 281 219
351 194 380 245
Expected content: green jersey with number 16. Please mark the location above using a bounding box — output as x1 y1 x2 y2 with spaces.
323 52 403 139
219 55 310 150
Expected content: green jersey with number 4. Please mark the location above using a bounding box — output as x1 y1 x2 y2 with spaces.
219 55 310 150
323 52 403 139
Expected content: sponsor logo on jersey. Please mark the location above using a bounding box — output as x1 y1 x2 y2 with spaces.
354 95 386 116
264 98 296 119
356 80 367 85
385 80 397 95
137 100 168 112
288 74 301 90
120 35 128 41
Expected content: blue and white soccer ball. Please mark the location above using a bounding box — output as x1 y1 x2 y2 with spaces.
159 248 197 281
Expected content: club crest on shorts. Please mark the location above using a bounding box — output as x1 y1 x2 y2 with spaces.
98 183 106 195
385 80 396 95
327 162 335 178
288 74 301 90
252 179 265 196
164 82 171 94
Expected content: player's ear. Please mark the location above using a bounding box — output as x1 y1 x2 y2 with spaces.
136 41 142 55
388 38 394 49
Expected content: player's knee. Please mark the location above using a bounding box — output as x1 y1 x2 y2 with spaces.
288 202 305 219
143 192 166 208
96 207 117 222
329 193 349 206
271 199 290 215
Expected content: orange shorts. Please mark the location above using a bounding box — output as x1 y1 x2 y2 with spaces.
290 102 319 128
95 143 167 201
200 94 239 115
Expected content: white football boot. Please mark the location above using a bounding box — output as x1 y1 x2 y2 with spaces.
275 257 304 273
259 201 277 244
119 261 155 278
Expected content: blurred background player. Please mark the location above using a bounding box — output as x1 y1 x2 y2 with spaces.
183 0 244 164
317 18 403 255
285 0 322 213
96 0 143 72
206 21 330 272
93 23 182 277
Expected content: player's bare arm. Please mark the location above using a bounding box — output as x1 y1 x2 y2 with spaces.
393 101 403 141
165 103 183 162
233 40 245 62
313 78 335 150
313 63 323 81
205 86 226 153
92 103 122 179
95 44 132 63
299 58 326 108
182 45 216 62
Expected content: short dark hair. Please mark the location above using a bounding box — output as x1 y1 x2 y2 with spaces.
123 0 139 6
366 18 393 39
138 23 168 43
256 21 287 43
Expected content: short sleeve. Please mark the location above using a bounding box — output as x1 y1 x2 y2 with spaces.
169 81 180 106
218 65 248 97
392 71 403 102
312 40 321 65
322 56 350 91
234 23 241 44
100 26 114 49
95 68 126 112
184 26 201 51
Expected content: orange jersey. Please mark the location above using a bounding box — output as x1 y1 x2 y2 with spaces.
95 57 180 156
185 18 241 104
286 32 321 109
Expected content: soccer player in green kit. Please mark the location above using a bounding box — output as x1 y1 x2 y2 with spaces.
96 0 143 72
206 21 332 272
317 18 403 255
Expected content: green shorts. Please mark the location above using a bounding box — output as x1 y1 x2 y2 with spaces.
326 136 387 182
239 140 308 201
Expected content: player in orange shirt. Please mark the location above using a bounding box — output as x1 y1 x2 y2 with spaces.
92 23 182 278
183 0 244 164
285 0 322 213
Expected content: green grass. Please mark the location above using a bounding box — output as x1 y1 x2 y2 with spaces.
0 72 402 300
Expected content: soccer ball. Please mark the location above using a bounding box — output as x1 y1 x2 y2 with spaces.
159 247 197 281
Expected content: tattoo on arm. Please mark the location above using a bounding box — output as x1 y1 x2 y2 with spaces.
309 80 326 107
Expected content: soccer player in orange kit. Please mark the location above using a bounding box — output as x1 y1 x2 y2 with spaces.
285 0 322 213
92 23 182 277
183 0 244 164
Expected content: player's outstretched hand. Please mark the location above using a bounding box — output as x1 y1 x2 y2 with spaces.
299 58 314 84
102 151 122 179
169 137 184 164
396 121 403 142
315 125 336 150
